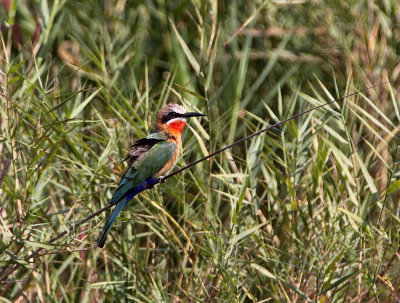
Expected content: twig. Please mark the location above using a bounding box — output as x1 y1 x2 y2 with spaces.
165 81 388 180
0 82 388 283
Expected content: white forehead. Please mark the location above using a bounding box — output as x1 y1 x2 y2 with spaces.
170 104 186 114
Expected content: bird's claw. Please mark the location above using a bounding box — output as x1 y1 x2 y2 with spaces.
158 176 166 183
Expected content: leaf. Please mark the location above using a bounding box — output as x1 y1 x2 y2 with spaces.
388 81 400 121
69 87 101 119
338 207 362 231
242 35 291 108
387 180 400 195
169 18 201 76
4 251 35 270
40 0 50 27
230 222 267 245
354 150 380 204
250 263 276 279
323 138 356 187
97 137 113 169
186 124 208 157
320 270 359 294
24 240 58 250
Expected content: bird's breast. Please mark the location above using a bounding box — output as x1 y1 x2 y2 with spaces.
154 142 180 177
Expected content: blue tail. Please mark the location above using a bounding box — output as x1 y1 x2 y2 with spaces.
97 199 128 248
97 177 159 248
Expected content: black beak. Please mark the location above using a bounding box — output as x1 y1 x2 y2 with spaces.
183 112 206 118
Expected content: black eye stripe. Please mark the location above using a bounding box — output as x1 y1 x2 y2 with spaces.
161 111 182 123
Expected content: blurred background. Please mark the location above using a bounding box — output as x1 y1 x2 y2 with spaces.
1 0 399 302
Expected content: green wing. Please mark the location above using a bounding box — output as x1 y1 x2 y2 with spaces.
110 141 176 204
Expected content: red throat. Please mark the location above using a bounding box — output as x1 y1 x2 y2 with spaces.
168 120 186 133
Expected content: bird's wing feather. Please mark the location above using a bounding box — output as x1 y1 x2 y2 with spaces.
110 140 176 204
123 132 167 163
98 139 176 247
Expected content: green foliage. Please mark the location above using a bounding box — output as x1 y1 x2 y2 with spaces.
1 0 399 302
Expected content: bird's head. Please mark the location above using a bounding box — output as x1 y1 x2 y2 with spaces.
156 103 205 138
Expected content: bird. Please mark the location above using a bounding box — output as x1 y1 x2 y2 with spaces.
97 103 205 248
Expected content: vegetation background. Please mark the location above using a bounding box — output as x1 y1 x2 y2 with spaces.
1 0 400 302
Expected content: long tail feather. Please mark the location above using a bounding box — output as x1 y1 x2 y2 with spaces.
97 177 159 248
97 199 127 248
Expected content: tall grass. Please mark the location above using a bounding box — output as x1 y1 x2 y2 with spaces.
1 0 399 302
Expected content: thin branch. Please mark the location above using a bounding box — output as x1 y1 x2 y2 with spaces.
0 82 388 283
164 81 388 180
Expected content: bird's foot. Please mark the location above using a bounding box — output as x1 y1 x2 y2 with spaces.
158 176 167 183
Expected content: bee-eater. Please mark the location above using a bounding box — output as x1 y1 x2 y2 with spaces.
97 103 205 248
